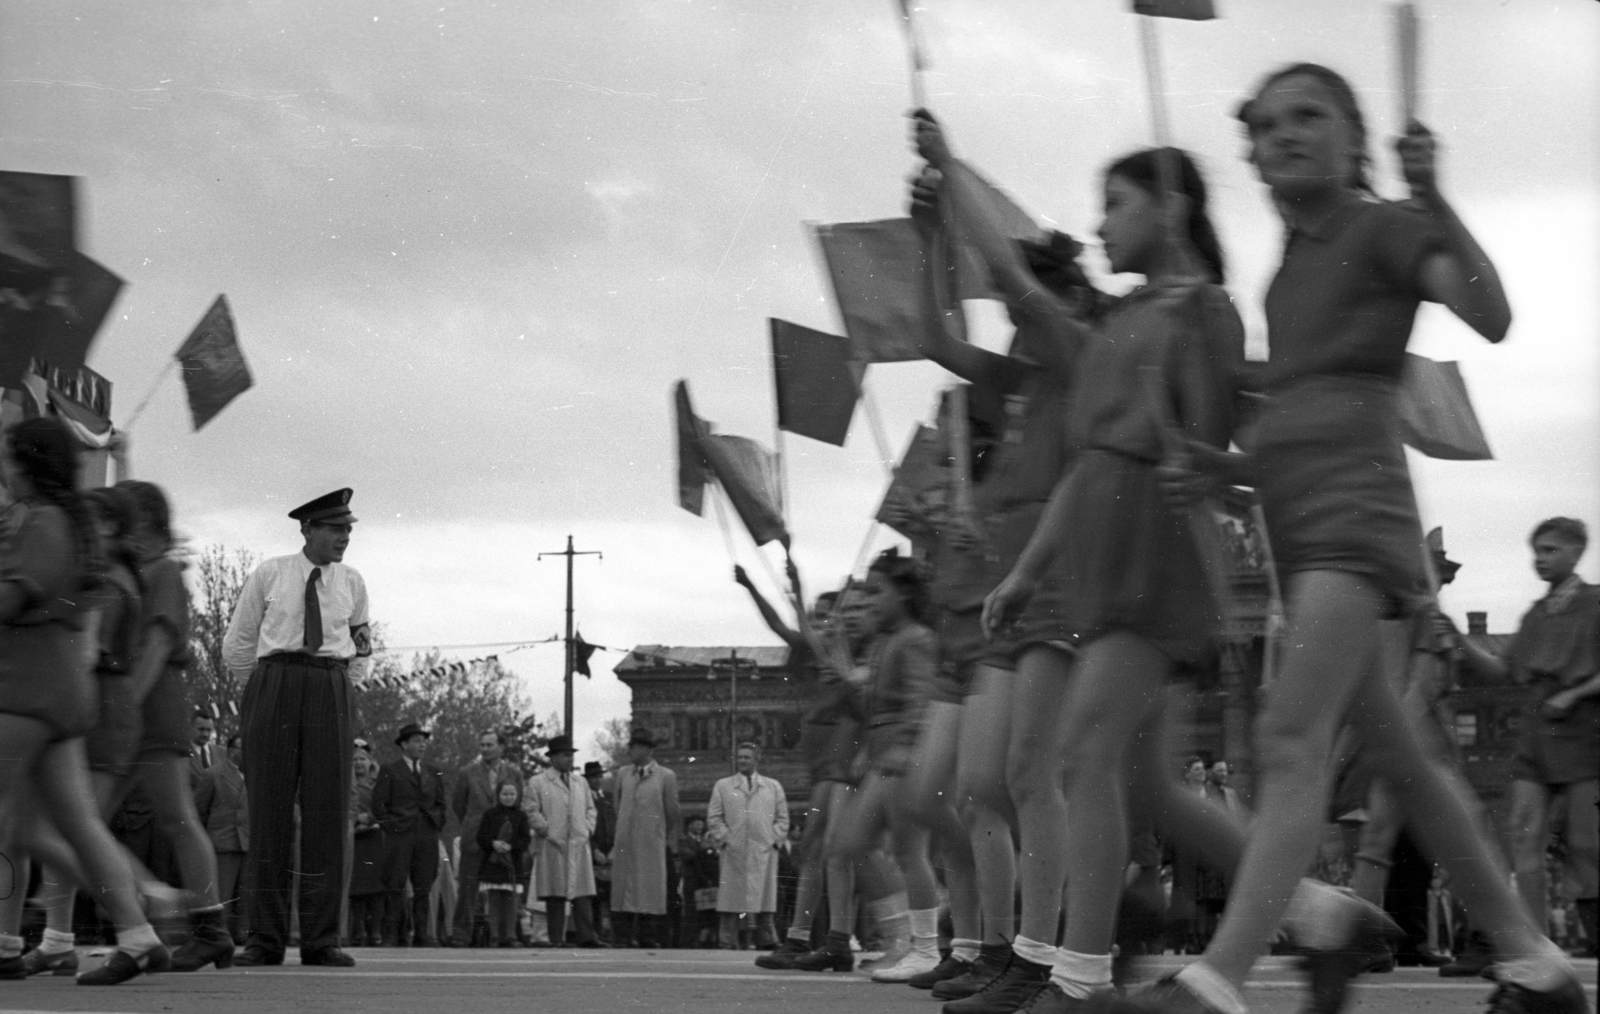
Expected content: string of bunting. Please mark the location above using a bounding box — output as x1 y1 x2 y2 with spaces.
353 636 563 690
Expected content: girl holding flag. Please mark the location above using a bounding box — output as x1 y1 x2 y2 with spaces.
1106 65 1586 1014
901 115 1102 999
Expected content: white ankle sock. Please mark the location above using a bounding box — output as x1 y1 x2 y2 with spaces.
1498 937 1574 993
0 934 22 959
951 938 981 963
909 907 940 940
116 923 161 956
787 927 811 944
40 928 75 954
1012 934 1055 968
1174 961 1248 1014
1051 949 1112 1000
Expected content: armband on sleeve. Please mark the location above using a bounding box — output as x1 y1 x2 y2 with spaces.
352 623 373 658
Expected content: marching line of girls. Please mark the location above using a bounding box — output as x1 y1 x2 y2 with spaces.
730 56 1587 1014
0 416 230 985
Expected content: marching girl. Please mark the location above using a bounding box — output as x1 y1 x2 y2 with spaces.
901 113 1104 1001
972 141 1262 1013
113 480 234 972
823 548 950 982
733 564 864 970
0 418 164 985
19 486 146 976
1106 65 1585 1014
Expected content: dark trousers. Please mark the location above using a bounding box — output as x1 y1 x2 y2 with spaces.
543 896 598 946
382 827 441 943
484 890 519 945
241 655 353 955
216 851 248 941
451 849 484 944
615 911 665 948
348 894 383 944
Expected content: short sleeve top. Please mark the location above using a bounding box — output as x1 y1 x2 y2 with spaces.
1504 582 1600 689
973 363 1073 513
137 556 192 670
1065 283 1244 460
1262 198 1445 390
1 502 88 625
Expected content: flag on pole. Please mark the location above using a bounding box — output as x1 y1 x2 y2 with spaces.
875 424 950 539
674 380 711 515
573 631 598 678
174 295 252 431
701 433 789 548
0 172 78 386
1132 0 1216 19
770 318 864 447
1397 353 1492 461
26 252 123 372
942 172 1044 301
814 219 929 363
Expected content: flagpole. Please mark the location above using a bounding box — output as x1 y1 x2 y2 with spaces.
895 0 930 109
860 379 896 481
121 357 178 432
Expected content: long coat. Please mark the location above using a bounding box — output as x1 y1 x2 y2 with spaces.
193 754 250 854
610 761 682 915
706 772 788 914
452 758 524 857
525 767 597 899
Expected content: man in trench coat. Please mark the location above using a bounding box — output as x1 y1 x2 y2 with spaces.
706 741 788 950
610 727 682 947
525 736 604 947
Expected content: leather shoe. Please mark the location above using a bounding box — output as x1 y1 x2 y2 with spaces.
301 946 356 967
234 945 284 967
578 938 612 949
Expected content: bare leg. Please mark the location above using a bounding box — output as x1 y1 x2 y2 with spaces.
1006 645 1080 945
136 754 221 908
903 701 976 930
1350 779 1404 906
957 664 1017 945
1507 779 1552 933
1195 571 1380 988
1047 635 1169 955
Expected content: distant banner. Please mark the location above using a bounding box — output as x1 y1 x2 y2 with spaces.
770 318 863 447
175 295 252 431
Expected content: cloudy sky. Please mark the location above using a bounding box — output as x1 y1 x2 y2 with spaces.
6 0 1595 754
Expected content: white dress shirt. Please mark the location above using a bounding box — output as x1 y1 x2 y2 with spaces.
223 551 370 675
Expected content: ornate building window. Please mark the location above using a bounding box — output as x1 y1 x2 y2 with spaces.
1454 711 1478 747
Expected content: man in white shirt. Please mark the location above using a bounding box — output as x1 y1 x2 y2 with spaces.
223 488 371 968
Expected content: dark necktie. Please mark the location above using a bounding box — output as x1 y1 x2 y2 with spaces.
202 745 212 768
303 567 323 653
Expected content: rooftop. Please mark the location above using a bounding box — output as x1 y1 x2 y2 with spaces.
613 644 792 675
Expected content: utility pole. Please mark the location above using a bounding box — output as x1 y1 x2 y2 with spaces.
710 649 759 771
538 535 602 737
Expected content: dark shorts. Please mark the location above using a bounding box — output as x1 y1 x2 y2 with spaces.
138 666 193 758
928 656 971 705
1511 699 1600 787
85 672 142 775
805 718 862 787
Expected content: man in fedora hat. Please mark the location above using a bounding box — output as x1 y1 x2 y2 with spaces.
609 727 681 948
223 487 371 967
583 759 617 943
526 736 604 947
373 723 448 946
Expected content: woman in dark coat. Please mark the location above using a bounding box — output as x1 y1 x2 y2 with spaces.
348 748 385 945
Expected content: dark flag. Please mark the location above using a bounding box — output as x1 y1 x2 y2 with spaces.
701 433 789 548
0 172 77 386
770 318 863 447
27 253 123 371
574 632 598 678
175 295 252 431
1397 353 1493 461
674 380 711 515
1132 0 1216 18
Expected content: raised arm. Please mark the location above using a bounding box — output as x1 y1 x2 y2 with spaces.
734 565 803 649
912 110 1092 363
1399 122 1511 343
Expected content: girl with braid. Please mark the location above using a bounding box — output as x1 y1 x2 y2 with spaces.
0 418 165 985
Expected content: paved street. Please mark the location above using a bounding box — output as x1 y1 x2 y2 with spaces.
3 950 1594 1014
